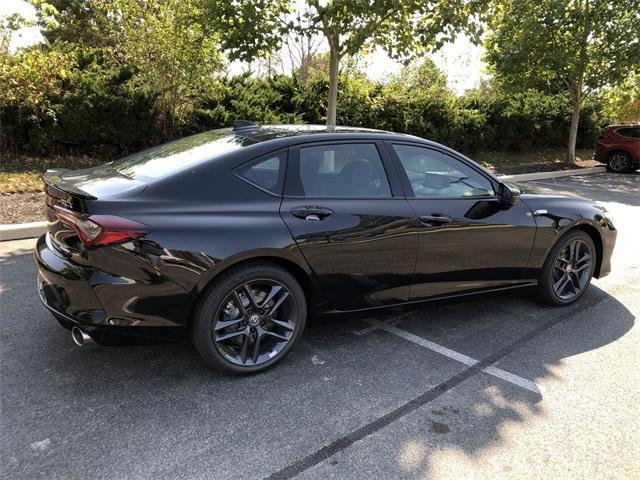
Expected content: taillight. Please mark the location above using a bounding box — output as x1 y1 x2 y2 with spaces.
53 206 150 247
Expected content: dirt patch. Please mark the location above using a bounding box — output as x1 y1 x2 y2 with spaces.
0 192 46 224
488 159 601 176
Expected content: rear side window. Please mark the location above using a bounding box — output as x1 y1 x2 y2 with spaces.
235 151 286 194
616 127 640 139
289 143 391 198
113 129 257 182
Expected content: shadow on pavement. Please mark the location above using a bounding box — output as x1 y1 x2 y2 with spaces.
528 172 639 207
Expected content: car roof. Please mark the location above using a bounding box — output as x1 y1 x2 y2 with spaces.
235 123 420 144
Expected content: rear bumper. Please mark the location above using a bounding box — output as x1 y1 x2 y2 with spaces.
34 234 189 342
592 151 607 163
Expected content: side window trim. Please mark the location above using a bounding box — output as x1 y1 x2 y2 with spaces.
384 141 500 200
232 149 287 197
283 140 400 199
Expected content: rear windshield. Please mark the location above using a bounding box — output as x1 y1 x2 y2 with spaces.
112 128 257 181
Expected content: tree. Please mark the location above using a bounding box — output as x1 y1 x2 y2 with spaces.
1 13 34 67
108 0 222 138
601 73 640 123
485 0 640 163
32 0 223 139
31 0 115 47
283 5 322 86
207 0 485 127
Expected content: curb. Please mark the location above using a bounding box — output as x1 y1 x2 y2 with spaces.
0 221 47 242
0 166 608 242
498 166 606 182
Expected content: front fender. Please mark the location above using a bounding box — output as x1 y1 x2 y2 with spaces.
520 194 616 276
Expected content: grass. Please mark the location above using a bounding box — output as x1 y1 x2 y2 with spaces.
0 155 101 193
0 148 597 194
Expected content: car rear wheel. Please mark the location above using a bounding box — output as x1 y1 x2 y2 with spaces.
191 262 307 373
606 151 632 173
537 230 596 306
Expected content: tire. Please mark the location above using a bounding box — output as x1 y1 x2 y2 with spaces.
537 230 596 306
190 262 307 374
606 151 632 173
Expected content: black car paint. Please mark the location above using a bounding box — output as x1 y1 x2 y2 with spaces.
34 125 617 343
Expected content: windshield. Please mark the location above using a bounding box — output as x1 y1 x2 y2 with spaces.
112 128 257 181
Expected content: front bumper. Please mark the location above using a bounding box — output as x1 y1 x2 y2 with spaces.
34 234 190 342
597 221 616 278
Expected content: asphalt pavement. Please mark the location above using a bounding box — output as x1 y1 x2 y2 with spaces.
1 172 638 480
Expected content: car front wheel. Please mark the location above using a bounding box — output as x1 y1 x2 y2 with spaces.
537 230 596 306
191 262 307 374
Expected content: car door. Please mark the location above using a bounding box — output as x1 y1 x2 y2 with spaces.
387 142 537 301
280 140 419 310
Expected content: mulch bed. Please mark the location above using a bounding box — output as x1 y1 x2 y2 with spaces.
490 160 600 176
0 192 46 224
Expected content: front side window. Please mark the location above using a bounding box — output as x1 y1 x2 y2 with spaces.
235 152 285 194
392 144 494 198
295 143 391 198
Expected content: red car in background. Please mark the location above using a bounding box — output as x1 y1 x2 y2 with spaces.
593 123 640 173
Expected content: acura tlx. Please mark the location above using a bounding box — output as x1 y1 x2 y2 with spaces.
35 121 616 373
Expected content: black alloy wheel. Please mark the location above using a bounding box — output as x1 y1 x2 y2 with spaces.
191 263 306 373
551 238 593 301
538 230 596 306
607 152 631 173
213 280 297 366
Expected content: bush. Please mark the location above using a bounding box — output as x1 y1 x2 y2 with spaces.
1 46 161 158
1 48 609 160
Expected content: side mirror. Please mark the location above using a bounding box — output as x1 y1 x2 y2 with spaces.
498 183 521 206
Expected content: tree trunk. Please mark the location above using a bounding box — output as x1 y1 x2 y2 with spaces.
326 35 340 128
566 94 581 165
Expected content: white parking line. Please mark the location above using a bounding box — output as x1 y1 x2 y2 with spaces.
353 317 402 335
364 318 541 394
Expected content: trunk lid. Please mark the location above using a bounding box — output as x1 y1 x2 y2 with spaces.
43 165 146 254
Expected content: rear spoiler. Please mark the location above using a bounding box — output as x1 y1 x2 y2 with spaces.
43 169 98 200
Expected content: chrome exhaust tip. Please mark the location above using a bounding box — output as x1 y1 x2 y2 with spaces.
71 326 94 346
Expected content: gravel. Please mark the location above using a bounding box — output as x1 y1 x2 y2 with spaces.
0 192 46 224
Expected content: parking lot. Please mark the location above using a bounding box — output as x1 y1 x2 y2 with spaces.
1 172 638 480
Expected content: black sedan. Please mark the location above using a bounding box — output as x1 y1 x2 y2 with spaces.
35 122 617 373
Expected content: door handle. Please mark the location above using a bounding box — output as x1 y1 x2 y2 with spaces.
419 215 452 226
290 206 334 221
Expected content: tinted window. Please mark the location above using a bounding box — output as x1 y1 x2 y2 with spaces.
616 128 634 138
295 144 391 198
392 144 494 198
616 127 640 139
113 129 256 181
235 152 285 194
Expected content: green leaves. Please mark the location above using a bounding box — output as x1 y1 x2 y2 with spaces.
205 0 292 62
485 0 640 94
